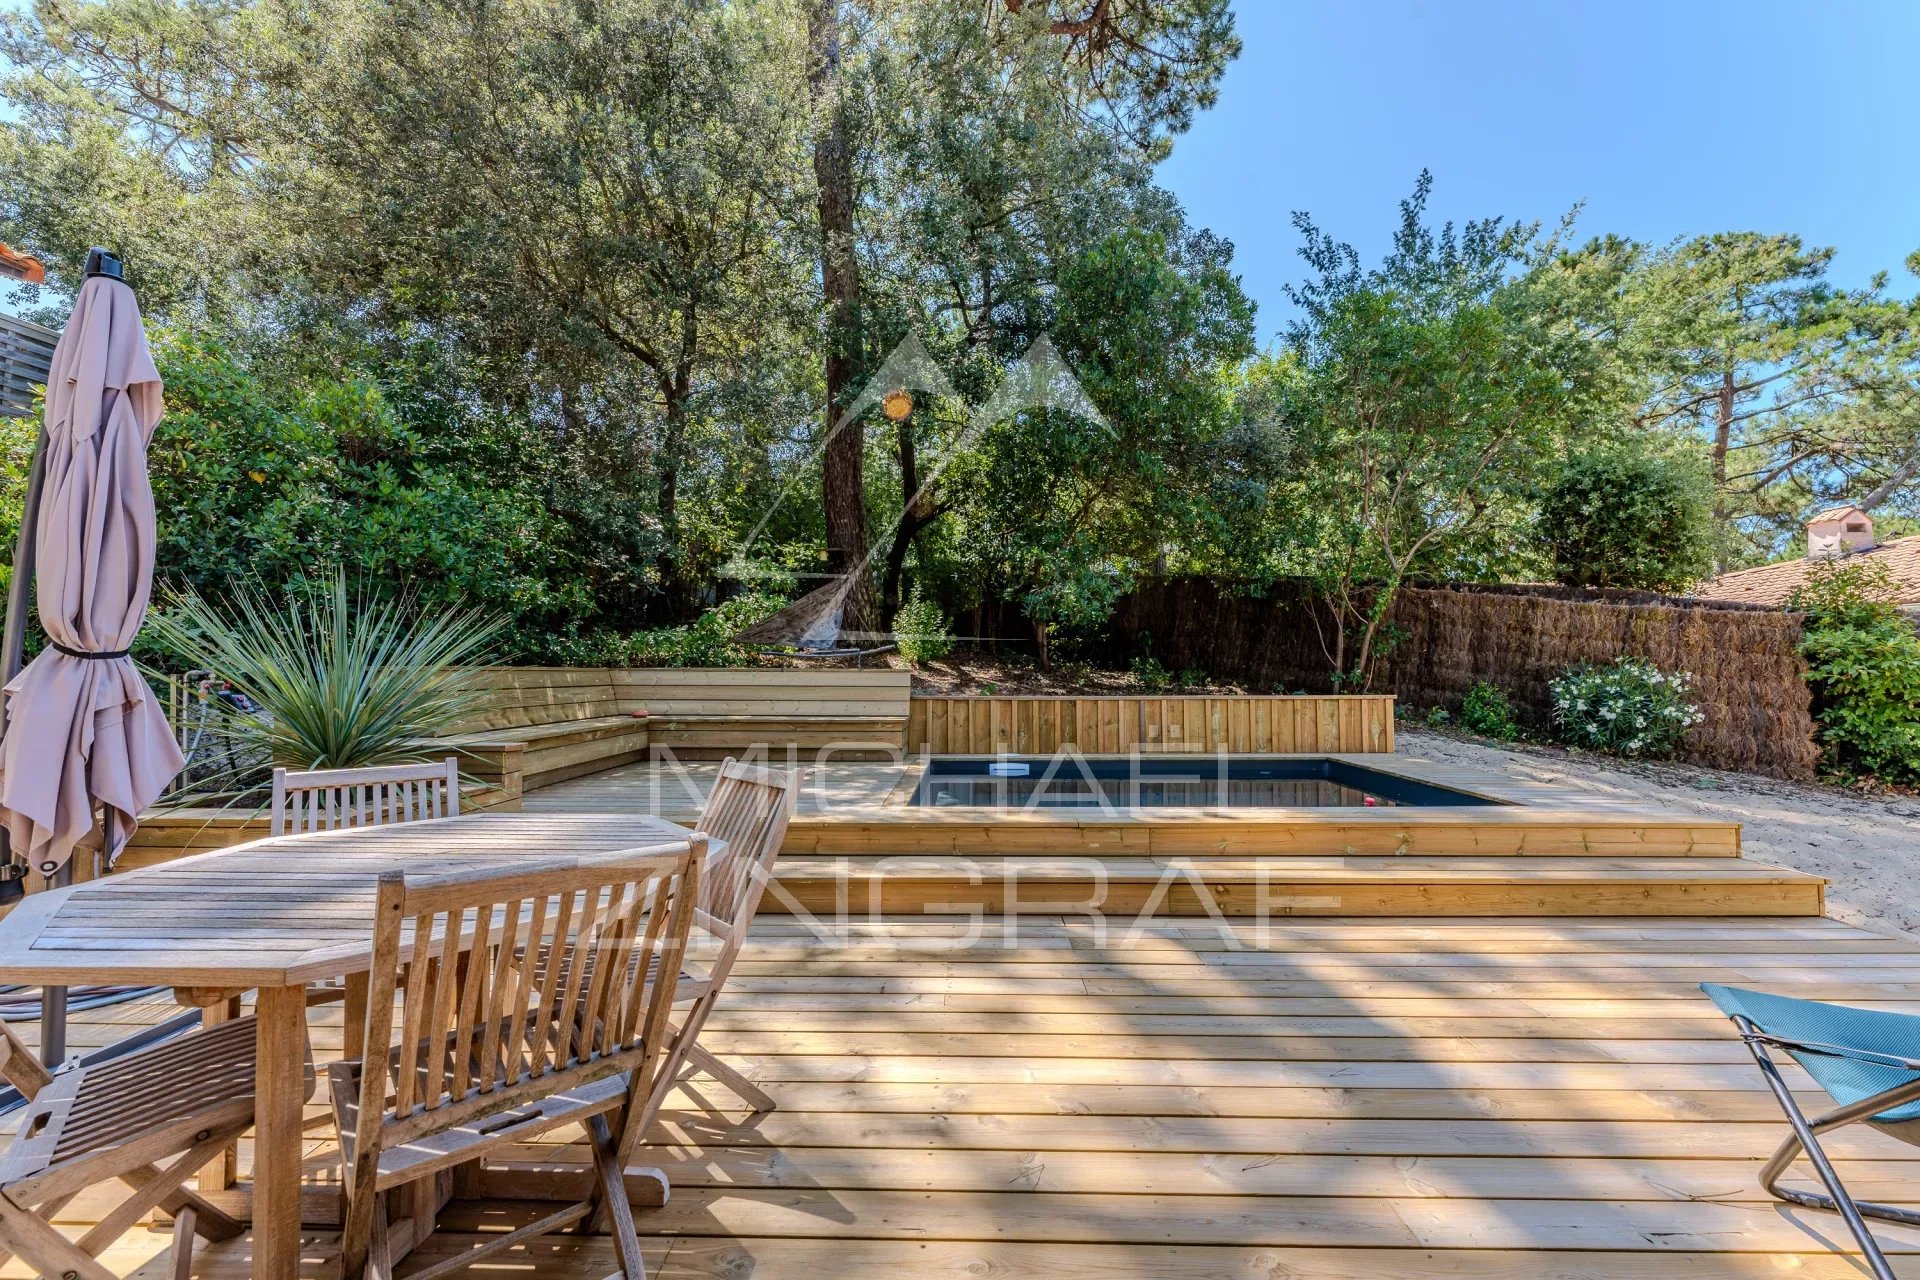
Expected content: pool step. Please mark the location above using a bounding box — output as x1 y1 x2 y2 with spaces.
766 855 1824 919
776 810 1744 858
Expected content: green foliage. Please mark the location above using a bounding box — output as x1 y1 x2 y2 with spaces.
1788 561 1920 783
1617 233 1920 568
893 588 953 665
556 592 786 669
1266 173 1603 688
1549 658 1703 759
1423 706 1452 728
136 329 644 658
1458 680 1520 741
143 568 503 772
1130 654 1173 690
922 223 1257 644
10 0 1920 687
0 409 33 602
1536 448 1715 591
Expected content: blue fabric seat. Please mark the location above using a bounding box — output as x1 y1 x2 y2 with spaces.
1703 983 1920 1124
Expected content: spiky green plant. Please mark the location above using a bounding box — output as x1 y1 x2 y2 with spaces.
146 570 504 772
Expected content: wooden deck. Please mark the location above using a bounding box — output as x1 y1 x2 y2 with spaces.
8 913 1920 1277
516 757 1824 919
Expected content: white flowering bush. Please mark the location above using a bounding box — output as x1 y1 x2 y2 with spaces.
1548 658 1703 759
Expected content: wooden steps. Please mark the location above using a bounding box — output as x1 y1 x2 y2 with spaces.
778 805 1746 857
766 853 1824 918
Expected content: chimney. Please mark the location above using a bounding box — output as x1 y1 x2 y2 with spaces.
1807 506 1875 560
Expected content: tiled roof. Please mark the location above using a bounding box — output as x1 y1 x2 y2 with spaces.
0 245 45 285
1692 536 1920 607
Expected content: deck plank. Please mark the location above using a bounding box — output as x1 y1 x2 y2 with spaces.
16 911 1920 1277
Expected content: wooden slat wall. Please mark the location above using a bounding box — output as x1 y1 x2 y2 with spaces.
0 312 56 418
446 668 625 734
907 695 1394 755
613 668 911 718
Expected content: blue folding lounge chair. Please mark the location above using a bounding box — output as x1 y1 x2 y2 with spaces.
1703 983 1920 1280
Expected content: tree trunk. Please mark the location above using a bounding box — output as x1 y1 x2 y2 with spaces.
880 417 938 625
656 370 692 611
808 0 876 632
1710 365 1735 571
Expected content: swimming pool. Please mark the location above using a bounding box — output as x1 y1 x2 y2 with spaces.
912 756 1504 810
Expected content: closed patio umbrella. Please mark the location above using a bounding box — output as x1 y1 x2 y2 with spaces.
0 249 183 886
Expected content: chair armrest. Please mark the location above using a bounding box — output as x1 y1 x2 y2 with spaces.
1745 1027 1920 1072
0 1017 53 1098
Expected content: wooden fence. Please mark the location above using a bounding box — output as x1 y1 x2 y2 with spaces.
0 312 55 418
1107 577 1817 778
907 694 1394 756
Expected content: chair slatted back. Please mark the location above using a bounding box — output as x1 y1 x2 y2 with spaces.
349 845 700 1161
694 759 799 945
270 758 461 837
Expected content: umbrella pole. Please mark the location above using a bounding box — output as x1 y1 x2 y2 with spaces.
0 422 59 1065
0 422 46 682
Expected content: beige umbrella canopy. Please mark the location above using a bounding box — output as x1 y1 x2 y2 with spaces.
0 269 184 883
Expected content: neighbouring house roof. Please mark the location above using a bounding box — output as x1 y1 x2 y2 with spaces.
1693 536 1920 608
0 245 46 285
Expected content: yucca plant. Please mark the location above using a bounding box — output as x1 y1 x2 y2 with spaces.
146 569 504 774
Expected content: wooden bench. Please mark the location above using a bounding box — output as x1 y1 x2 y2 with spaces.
431 668 652 792
613 668 910 760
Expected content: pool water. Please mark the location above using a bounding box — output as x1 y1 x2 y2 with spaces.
912 756 1500 810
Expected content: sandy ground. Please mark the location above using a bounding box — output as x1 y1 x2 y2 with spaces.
1400 726 1920 944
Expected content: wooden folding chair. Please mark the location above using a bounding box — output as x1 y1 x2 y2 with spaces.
655 759 799 1119
0 1012 303 1279
330 843 701 1280
270 758 461 837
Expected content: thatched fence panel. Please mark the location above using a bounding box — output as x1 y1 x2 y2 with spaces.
1105 579 1818 779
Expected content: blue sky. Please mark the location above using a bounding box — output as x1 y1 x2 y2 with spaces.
1159 0 1920 345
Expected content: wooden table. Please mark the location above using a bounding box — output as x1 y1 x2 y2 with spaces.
0 812 701 1280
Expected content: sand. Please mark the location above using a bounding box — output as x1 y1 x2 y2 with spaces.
1400 727 1920 944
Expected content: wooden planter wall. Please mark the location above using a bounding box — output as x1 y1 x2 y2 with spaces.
907 694 1394 756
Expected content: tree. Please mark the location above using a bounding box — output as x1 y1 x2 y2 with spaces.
1272 174 1594 688
1535 448 1715 592
290 0 813 597
805 0 876 630
929 225 1254 664
0 0 295 313
1624 234 1920 566
802 0 1239 632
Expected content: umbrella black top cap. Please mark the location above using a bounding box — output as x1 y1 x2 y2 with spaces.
82 247 123 282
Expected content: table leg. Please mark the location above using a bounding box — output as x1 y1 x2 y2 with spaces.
253 984 307 1280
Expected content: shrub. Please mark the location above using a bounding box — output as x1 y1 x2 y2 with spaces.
1130 654 1173 690
1788 561 1920 783
622 592 786 668
1458 680 1519 740
145 568 503 774
1535 448 1715 591
894 589 955 665
1549 657 1702 758
143 329 633 657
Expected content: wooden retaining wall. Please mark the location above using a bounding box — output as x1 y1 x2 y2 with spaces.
906 695 1394 756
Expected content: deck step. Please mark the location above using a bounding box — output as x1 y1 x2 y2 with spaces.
767 856 1824 919
776 810 1744 858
